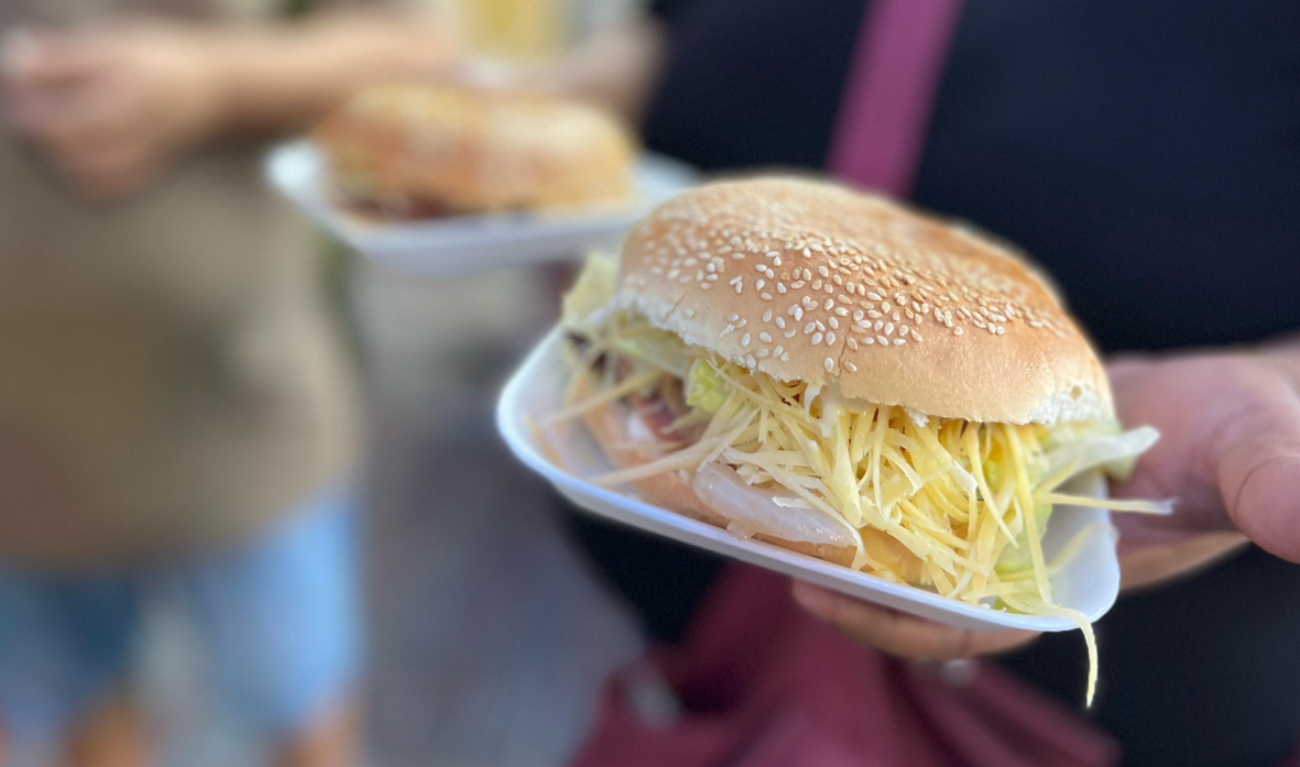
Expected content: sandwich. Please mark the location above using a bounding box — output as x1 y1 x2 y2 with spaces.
315 81 636 219
552 177 1166 702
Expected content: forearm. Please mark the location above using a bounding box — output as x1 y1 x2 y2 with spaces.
530 17 667 124
204 11 455 133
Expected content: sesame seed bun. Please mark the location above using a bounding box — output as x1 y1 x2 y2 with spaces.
315 82 635 215
615 177 1112 425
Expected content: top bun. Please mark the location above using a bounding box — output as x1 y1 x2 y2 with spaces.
615 177 1111 425
315 82 635 214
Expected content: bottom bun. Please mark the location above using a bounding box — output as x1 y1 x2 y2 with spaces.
576 374 924 578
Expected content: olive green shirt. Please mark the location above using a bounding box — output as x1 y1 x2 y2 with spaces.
0 0 358 564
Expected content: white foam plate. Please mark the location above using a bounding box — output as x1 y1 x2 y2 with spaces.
265 140 698 276
497 328 1120 632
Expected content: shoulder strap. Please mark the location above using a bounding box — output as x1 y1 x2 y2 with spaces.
826 0 965 197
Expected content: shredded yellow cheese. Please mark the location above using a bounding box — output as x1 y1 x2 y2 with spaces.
560 303 1163 705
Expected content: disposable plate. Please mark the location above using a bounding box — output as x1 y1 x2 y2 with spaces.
265 140 698 276
497 328 1121 632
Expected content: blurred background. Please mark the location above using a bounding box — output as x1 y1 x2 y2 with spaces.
0 1 651 765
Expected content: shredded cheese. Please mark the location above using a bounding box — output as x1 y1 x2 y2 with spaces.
559 306 1162 705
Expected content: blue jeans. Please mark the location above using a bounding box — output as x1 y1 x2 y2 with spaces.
0 486 361 741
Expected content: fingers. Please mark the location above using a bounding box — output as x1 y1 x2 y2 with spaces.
1217 425 1300 564
1117 530 1248 590
791 581 1039 660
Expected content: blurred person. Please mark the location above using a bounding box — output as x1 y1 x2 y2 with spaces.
498 1 1300 765
0 4 454 766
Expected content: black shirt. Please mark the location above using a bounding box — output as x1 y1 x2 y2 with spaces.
564 3 1300 766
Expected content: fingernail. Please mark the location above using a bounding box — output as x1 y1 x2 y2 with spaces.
792 581 834 615
940 658 978 687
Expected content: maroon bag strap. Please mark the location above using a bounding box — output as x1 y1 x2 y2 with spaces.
826 0 966 196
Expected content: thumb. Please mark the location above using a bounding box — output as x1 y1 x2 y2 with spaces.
1215 393 1300 563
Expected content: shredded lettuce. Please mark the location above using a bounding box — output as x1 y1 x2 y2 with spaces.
561 252 618 334
686 358 730 414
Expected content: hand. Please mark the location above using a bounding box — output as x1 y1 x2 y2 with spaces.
1104 346 1300 587
795 343 1300 655
1 24 225 197
792 581 1040 659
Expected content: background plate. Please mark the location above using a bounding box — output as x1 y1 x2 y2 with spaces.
265 140 698 276
497 328 1121 632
